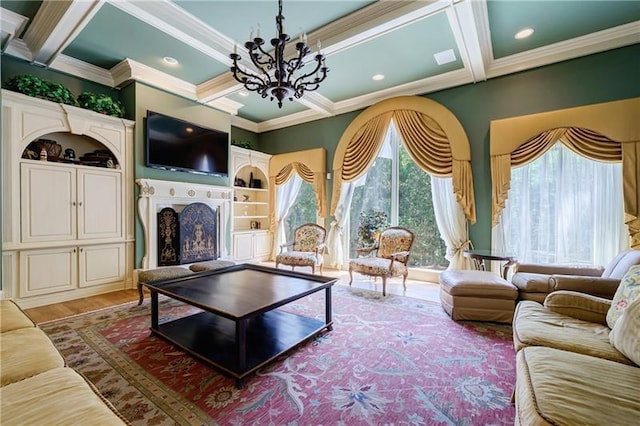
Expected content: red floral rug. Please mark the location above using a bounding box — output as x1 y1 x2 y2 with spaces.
41 285 515 425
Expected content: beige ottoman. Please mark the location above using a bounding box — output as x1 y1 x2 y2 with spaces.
439 270 518 323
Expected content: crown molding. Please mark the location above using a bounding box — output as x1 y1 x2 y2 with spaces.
3 38 32 61
487 21 640 79
51 54 114 87
206 97 243 116
0 6 28 50
111 58 196 100
230 115 259 133
197 73 243 103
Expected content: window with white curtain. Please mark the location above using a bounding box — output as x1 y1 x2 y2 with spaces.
284 181 317 241
499 142 627 266
347 122 448 269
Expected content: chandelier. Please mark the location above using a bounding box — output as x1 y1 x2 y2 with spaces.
229 0 329 108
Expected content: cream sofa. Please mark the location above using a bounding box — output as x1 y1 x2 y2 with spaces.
0 300 129 425
512 289 640 425
511 249 640 303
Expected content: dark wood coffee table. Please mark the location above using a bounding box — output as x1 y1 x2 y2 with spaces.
142 263 336 387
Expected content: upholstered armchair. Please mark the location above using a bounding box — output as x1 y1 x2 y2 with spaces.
348 226 415 296
275 223 326 274
511 249 640 302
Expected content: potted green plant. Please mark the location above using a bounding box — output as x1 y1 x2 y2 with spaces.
4 74 77 106
77 92 125 118
357 210 389 248
231 139 254 149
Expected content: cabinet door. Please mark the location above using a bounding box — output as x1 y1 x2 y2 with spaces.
19 247 77 297
254 232 272 260
77 169 122 239
233 232 254 261
21 164 76 243
79 243 125 287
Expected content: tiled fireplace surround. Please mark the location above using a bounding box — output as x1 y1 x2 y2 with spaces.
136 179 232 270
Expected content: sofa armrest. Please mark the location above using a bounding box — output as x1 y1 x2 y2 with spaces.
543 290 611 325
550 275 620 299
514 263 604 276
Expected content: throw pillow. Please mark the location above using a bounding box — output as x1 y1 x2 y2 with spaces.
606 264 640 329
609 296 640 365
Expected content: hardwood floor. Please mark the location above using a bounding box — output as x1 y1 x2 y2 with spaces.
24 266 442 324
25 290 140 324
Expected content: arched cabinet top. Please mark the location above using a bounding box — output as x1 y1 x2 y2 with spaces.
2 90 134 166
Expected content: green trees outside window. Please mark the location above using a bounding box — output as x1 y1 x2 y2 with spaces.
349 123 448 269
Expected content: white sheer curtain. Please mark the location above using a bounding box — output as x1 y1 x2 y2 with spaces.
431 176 473 270
271 173 303 259
327 182 356 269
493 142 627 267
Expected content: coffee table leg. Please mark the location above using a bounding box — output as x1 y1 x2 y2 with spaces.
236 319 247 375
325 287 333 331
151 291 159 330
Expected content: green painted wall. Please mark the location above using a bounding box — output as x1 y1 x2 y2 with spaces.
231 127 259 150
1 55 121 104
256 44 640 249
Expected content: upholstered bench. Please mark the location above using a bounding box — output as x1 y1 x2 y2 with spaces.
439 270 519 323
137 260 236 305
188 259 236 272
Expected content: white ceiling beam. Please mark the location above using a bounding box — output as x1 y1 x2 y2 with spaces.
22 0 104 66
447 0 489 83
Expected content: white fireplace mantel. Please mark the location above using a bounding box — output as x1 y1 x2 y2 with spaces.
136 178 232 269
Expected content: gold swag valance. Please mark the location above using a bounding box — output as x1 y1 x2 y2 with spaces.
331 96 476 223
269 148 327 232
490 97 640 248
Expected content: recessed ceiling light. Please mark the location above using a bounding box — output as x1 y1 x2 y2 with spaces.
238 90 249 97
163 56 178 65
372 74 385 81
515 28 534 40
434 49 456 66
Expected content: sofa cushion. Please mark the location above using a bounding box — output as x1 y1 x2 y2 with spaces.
516 347 640 426
511 272 552 294
609 296 640 366
513 300 632 365
0 367 128 425
0 327 65 386
607 264 640 329
0 300 36 333
602 249 640 279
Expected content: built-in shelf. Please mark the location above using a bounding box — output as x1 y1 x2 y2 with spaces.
230 146 272 261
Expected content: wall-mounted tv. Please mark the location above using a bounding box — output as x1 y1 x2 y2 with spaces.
145 111 229 177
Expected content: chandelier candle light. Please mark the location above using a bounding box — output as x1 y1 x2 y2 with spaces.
230 0 329 108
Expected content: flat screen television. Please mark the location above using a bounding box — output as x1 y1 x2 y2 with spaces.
145 111 229 177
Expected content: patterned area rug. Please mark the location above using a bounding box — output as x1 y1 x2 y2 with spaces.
41 285 515 425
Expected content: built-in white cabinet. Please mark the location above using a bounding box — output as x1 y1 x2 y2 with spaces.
230 146 272 262
20 163 122 243
1 90 134 308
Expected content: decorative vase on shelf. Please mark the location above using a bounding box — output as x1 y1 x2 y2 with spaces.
249 172 254 188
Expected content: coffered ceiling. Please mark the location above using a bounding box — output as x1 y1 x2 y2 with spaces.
1 1 639 133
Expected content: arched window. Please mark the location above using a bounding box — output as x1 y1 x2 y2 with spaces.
329 96 476 271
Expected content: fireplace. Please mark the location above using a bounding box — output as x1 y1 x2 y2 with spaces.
137 179 232 270
157 203 219 266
